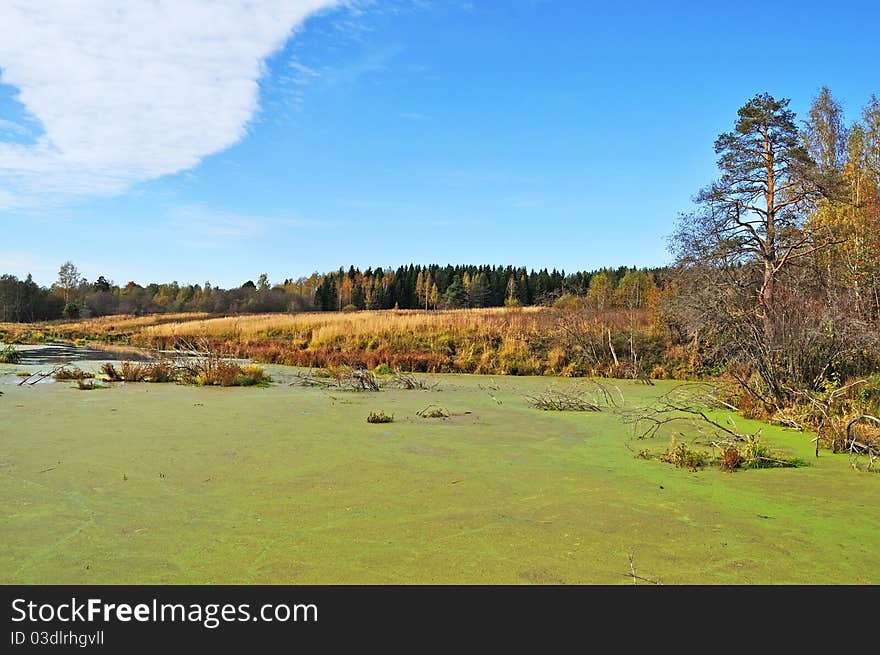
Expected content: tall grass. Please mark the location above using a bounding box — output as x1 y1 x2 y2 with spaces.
129 308 653 376
0 313 209 344
2 307 662 377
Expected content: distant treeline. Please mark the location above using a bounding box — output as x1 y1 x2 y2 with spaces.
0 264 668 322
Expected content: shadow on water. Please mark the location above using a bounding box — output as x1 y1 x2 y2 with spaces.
5 343 152 367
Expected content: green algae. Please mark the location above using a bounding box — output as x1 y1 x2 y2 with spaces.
0 370 877 584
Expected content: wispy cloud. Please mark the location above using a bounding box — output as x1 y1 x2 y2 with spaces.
0 1 341 209
164 203 336 249
321 43 405 87
0 119 27 136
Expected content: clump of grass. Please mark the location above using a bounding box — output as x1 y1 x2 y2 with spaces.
74 378 107 391
103 359 181 383
367 411 394 424
0 344 21 364
235 364 272 387
182 359 241 386
101 361 151 382
178 348 271 387
15 371 31 378
121 361 149 382
659 438 707 471
145 360 177 383
374 363 393 375
737 435 803 469
54 366 94 381
657 435 803 472
417 405 450 418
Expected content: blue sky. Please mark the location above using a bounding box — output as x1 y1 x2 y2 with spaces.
0 0 878 287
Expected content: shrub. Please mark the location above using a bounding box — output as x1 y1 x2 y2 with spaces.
547 347 569 372
416 405 449 418
0 344 21 364
719 446 742 472
54 366 94 381
63 302 81 319
858 374 880 414
235 364 272 387
188 360 241 386
366 411 393 423
738 435 802 469
374 363 393 375
120 361 149 382
101 362 122 381
180 357 270 387
650 365 668 380
552 293 587 310
659 438 707 471
146 361 178 383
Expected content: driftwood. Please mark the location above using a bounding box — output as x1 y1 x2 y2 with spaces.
527 389 601 412
845 415 880 471
626 552 661 585
17 364 66 386
293 366 381 392
388 372 438 390
624 382 754 441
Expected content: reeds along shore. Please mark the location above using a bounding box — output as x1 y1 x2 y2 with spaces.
129 307 664 377
1 307 666 375
2 307 674 377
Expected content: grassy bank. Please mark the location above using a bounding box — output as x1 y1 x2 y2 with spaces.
1 369 877 584
1 308 664 377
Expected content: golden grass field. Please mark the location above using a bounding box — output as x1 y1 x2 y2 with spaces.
1 307 653 376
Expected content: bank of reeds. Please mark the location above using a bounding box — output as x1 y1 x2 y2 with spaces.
128 308 668 377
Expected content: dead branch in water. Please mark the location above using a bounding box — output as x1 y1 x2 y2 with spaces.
623 382 754 441
17 364 66 386
293 366 381 392
389 372 438 390
626 552 661 585
527 388 602 412
846 415 880 471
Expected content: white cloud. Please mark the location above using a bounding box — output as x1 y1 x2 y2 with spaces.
0 1 339 209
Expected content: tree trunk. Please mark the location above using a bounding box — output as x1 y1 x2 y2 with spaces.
760 260 775 342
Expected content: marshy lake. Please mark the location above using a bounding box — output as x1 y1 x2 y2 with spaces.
1 357 878 584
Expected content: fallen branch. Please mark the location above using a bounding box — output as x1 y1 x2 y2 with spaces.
527 388 601 412
389 372 438 390
846 415 880 471
18 364 66 386
623 383 753 441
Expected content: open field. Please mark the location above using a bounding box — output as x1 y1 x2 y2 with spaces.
1 362 877 584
